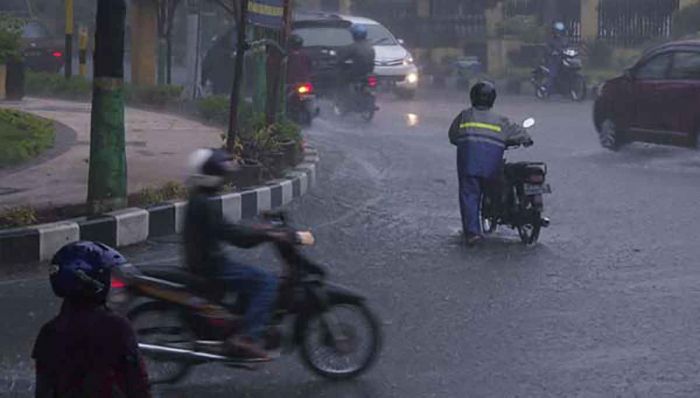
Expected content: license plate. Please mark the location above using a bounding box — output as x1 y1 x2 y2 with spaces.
524 183 551 195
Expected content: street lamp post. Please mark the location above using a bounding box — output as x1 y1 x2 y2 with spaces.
64 0 74 78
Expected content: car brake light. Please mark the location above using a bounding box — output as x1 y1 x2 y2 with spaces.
111 277 126 289
297 83 313 95
368 76 378 88
52 51 62 58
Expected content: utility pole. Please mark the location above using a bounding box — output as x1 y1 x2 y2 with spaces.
227 0 250 152
87 0 128 214
64 0 74 78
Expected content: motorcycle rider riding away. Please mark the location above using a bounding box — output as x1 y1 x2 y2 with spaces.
448 82 533 246
336 24 376 99
33 241 151 397
287 34 312 85
184 148 309 361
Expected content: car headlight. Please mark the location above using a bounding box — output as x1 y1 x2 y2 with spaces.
403 55 414 66
406 72 418 84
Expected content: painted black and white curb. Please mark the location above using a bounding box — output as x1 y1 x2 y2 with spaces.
0 149 319 266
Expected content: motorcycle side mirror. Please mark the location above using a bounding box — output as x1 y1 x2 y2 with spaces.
522 118 536 129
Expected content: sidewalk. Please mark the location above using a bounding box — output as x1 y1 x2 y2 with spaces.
0 97 221 209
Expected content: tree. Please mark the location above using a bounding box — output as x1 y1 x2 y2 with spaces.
87 0 127 213
154 0 182 84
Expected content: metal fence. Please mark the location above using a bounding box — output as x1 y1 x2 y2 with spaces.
598 0 679 46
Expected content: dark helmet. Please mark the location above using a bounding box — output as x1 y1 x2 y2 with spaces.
187 148 235 189
289 34 304 50
50 241 127 303
350 24 368 41
470 81 497 109
552 21 566 35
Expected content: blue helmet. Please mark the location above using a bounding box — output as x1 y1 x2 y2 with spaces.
350 24 368 41
50 241 127 302
553 22 566 34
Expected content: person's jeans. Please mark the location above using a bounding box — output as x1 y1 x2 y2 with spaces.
545 57 560 92
217 260 278 340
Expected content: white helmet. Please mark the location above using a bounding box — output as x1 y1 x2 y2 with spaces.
187 148 235 188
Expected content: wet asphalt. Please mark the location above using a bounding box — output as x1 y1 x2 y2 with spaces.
3 91 700 397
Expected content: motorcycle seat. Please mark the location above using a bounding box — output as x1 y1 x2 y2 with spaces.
136 265 227 301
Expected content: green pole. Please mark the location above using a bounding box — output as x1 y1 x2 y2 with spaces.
87 0 127 214
158 37 167 85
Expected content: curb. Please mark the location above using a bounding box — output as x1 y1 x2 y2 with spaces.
0 147 320 266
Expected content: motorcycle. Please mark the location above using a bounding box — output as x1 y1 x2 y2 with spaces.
531 47 587 102
108 212 382 384
287 82 319 126
332 75 378 122
480 118 552 245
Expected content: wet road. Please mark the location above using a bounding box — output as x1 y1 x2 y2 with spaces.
4 92 700 397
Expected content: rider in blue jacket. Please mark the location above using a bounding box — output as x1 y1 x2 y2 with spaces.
449 82 532 245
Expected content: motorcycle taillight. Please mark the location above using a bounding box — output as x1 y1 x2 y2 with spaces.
110 276 126 289
367 75 378 88
527 174 545 184
297 82 313 95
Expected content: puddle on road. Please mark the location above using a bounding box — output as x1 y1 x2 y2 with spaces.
405 113 419 127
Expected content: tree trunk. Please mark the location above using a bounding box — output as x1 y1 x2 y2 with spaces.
87 0 127 214
166 31 172 84
227 0 249 152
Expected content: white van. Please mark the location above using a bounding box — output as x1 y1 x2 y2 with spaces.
339 15 419 99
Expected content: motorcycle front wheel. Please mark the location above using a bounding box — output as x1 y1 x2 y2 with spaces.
570 75 587 102
128 301 194 385
300 300 381 380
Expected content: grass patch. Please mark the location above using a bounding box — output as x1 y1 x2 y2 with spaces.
0 205 37 228
0 108 54 167
129 181 188 208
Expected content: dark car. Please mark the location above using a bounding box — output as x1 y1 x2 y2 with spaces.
594 40 700 150
21 21 64 73
201 13 352 95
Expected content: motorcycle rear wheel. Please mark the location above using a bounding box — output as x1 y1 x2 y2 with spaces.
128 301 194 385
517 209 542 245
300 300 381 380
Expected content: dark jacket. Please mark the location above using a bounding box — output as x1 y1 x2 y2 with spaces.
33 301 151 398
546 35 569 59
449 107 532 178
184 189 275 277
337 39 376 80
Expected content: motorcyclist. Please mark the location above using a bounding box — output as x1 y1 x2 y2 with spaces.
544 22 570 93
448 82 533 245
32 241 151 397
184 148 306 361
286 34 312 85
336 24 376 95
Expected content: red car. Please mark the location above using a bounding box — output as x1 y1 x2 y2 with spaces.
593 40 700 150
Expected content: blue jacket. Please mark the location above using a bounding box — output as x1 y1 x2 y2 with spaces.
449 107 531 178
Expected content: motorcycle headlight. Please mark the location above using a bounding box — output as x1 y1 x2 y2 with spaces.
564 49 577 57
403 55 414 66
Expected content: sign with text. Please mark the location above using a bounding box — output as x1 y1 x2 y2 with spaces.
248 0 284 29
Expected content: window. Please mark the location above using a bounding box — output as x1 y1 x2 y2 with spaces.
363 24 397 46
635 53 671 80
293 27 353 47
22 22 49 39
670 51 700 80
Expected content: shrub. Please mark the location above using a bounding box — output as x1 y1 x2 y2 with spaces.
126 85 184 107
196 95 229 125
130 181 187 207
672 3 700 38
585 40 614 69
0 13 23 64
498 15 546 43
0 205 37 228
0 109 55 167
25 72 92 100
